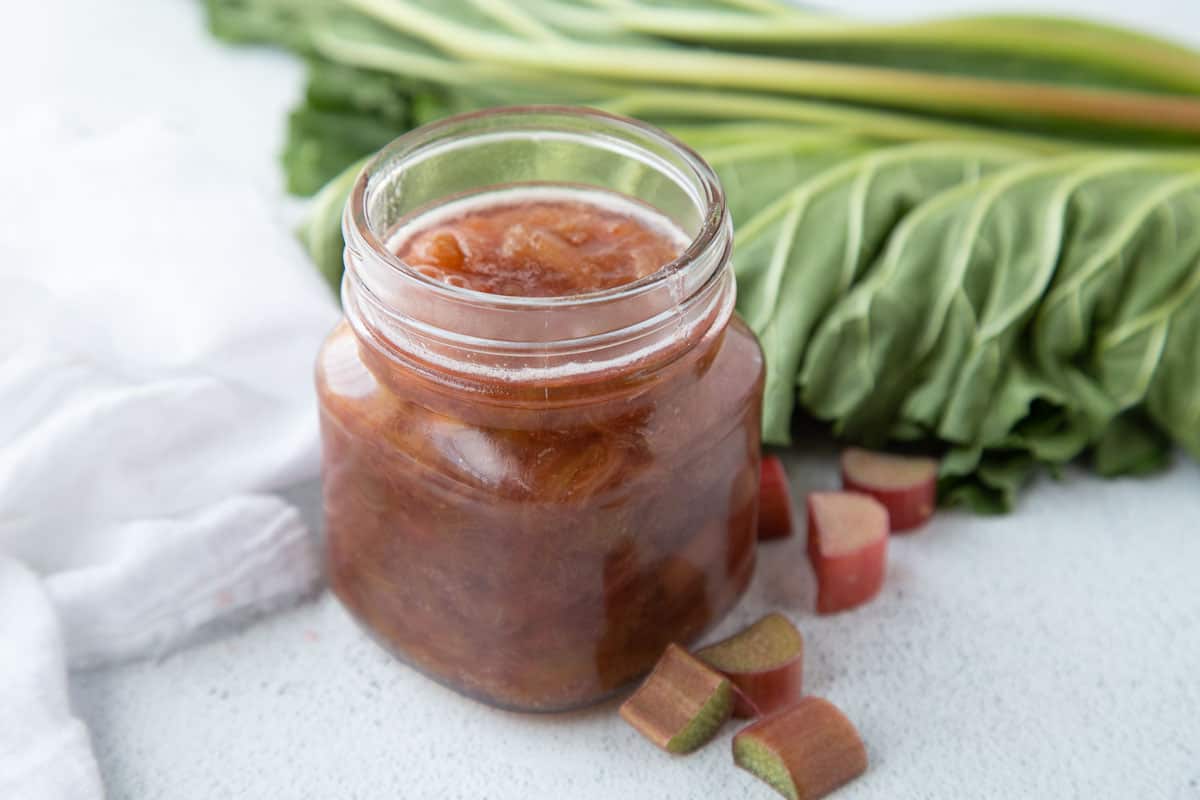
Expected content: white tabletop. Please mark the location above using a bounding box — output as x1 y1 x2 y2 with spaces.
17 1 1200 798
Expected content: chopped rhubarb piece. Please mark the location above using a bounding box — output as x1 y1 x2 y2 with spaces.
840 447 938 531
733 697 868 800
696 613 803 717
758 455 795 540
806 492 888 614
620 643 734 754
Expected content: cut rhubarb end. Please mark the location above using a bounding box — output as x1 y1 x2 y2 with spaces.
806 492 888 615
840 447 938 532
619 643 734 755
733 697 868 800
758 455 795 540
695 613 803 717
730 683 762 718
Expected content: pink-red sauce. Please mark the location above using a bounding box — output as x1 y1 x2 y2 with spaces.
395 195 684 296
318 189 763 710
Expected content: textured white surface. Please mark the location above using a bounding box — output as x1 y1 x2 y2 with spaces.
17 0 1200 798
75 457 1200 799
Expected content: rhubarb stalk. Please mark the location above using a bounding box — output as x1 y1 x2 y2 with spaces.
757 456 796 540
620 644 734 754
696 612 804 717
806 492 889 614
733 697 868 800
840 448 939 532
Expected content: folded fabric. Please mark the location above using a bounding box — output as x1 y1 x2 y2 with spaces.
0 558 105 800
0 110 340 797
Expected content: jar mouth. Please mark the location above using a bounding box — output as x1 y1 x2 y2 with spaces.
345 105 727 311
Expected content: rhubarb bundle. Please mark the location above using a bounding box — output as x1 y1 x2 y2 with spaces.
207 0 1200 512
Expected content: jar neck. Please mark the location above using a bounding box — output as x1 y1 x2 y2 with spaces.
337 106 734 398
341 212 735 397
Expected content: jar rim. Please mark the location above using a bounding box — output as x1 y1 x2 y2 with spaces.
345 105 728 311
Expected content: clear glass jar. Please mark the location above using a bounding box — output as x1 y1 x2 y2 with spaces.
316 107 764 712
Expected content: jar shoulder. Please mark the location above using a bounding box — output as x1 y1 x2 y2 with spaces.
317 314 764 415
721 313 765 395
315 313 765 500
316 320 375 403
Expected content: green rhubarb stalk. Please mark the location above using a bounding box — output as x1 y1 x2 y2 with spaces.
526 3 1200 94
345 0 1200 136
468 0 568 42
310 22 1083 153
601 90 1074 153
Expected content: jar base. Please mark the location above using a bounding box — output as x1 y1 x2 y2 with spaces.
333 551 757 714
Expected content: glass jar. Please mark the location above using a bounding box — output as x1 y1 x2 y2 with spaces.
317 107 764 712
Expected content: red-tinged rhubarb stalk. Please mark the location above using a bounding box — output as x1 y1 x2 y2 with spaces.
733 697 868 800
758 455 796 540
619 643 734 754
806 492 888 614
696 612 803 718
349 0 1200 138
840 447 938 532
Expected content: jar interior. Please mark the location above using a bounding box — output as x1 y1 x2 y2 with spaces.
384 184 692 297
344 107 732 382
321 107 762 712
363 114 710 254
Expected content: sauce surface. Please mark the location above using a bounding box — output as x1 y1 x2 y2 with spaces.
393 188 687 297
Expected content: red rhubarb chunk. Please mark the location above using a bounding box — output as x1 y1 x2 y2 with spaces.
758 455 795 540
696 612 804 718
619 644 734 754
806 492 888 614
733 697 868 800
840 447 938 532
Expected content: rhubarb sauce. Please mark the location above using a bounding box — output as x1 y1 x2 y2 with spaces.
392 187 688 296
318 184 764 710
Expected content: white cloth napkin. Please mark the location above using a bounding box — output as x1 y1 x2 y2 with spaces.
0 110 340 798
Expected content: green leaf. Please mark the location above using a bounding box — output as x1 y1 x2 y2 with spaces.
797 152 1200 507
303 59 423 126
732 141 1029 443
298 157 367 291
205 0 346 51
940 448 1035 513
1092 412 1172 477
282 105 406 195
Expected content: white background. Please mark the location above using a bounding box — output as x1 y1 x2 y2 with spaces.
6 1 1199 798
